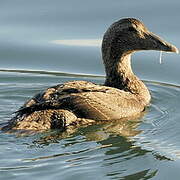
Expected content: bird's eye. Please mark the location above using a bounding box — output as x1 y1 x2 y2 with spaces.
127 27 137 32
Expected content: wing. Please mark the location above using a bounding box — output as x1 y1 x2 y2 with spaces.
16 81 106 114
16 81 144 120
65 89 144 120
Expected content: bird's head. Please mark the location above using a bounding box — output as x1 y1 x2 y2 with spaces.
102 18 178 62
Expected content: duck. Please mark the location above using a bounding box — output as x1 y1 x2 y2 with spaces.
2 18 178 132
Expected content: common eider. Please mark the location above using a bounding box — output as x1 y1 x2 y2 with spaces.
2 18 178 132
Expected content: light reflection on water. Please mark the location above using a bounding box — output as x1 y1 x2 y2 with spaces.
51 39 101 47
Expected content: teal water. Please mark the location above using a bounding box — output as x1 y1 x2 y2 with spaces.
0 0 180 180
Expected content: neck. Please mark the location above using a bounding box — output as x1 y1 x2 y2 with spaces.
104 52 151 105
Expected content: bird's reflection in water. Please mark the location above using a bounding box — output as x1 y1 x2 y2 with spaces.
32 112 145 146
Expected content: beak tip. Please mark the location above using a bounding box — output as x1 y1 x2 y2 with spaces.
171 45 179 54
175 48 179 54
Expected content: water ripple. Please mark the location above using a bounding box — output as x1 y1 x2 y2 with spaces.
1 72 180 179
134 82 180 159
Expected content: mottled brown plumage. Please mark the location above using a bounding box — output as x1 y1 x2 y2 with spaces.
2 18 178 132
